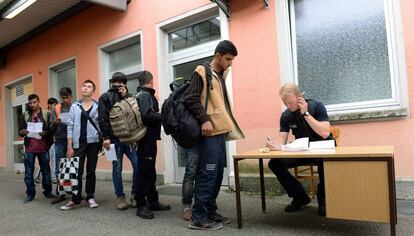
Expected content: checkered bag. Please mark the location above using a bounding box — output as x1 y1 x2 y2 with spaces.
58 157 79 195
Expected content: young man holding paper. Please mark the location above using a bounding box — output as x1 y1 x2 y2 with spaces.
266 83 334 216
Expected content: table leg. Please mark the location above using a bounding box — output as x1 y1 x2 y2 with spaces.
234 158 242 229
388 159 396 236
259 158 266 213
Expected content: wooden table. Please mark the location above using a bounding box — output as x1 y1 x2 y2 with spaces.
233 146 396 236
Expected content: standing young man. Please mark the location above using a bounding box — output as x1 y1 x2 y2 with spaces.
18 94 55 203
267 83 333 216
135 71 171 219
98 72 139 210
51 87 73 204
184 40 244 230
61 80 100 210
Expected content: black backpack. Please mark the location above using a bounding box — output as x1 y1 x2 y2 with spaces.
161 63 212 148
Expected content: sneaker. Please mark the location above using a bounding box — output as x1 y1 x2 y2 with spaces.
87 198 99 208
183 208 192 221
24 195 34 203
51 194 66 204
136 206 154 219
188 220 223 231
116 195 128 210
148 201 171 211
208 213 231 224
285 195 311 212
60 200 81 210
43 192 56 199
129 197 137 208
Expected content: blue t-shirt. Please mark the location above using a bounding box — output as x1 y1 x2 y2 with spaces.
279 99 333 142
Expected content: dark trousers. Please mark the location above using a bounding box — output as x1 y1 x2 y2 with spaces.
268 158 325 206
135 138 159 207
192 134 226 225
72 142 99 203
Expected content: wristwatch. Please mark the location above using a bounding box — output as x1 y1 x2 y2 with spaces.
302 111 310 117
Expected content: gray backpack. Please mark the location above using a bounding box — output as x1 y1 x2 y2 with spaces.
109 96 147 144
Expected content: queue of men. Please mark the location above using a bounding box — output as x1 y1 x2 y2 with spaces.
17 40 333 230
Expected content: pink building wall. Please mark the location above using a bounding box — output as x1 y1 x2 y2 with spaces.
0 0 413 178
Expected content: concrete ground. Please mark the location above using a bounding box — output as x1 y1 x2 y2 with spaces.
0 172 413 236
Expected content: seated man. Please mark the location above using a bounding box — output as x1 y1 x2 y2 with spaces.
267 83 333 216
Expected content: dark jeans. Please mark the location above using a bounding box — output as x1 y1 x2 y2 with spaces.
72 142 99 204
192 134 226 225
54 140 67 194
24 152 52 197
268 158 325 206
135 138 159 207
180 145 200 207
112 140 138 197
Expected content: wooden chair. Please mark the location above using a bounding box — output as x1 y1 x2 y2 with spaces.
293 127 340 199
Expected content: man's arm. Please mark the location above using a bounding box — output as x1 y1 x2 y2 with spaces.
18 113 28 137
137 92 160 124
98 94 112 140
298 97 331 139
279 132 289 145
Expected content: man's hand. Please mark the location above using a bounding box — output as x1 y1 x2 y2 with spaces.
201 121 213 137
66 147 74 158
39 131 46 137
20 129 28 135
53 118 61 125
103 139 111 150
298 97 308 115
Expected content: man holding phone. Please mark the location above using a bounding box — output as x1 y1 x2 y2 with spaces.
266 83 334 216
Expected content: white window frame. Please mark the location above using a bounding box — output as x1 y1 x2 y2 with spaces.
48 57 77 100
276 0 409 116
156 3 236 186
98 30 144 94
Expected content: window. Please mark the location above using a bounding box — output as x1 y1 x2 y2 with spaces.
279 0 408 115
100 33 143 92
49 59 77 99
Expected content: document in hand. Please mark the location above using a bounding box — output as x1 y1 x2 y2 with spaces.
281 137 309 152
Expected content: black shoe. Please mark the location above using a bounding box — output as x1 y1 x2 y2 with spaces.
318 205 326 216
208 213 231 224
188 220 223 231
285 196 311 212
148 201 171 211
51 194 66 204
43 192 56 199
136 206 154 219
24 195 34 203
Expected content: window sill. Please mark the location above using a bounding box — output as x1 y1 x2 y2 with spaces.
329 108 408 123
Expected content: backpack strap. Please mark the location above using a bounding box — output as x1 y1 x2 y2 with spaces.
76 104 101 137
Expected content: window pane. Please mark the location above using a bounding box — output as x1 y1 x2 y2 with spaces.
293 0 391 105
57 66 77 99
127 76 140 94
109 43 141 72
169 17 221 53
173 56 213 86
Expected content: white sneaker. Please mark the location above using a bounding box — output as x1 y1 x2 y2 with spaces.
60 200 80 210
87 198 99 208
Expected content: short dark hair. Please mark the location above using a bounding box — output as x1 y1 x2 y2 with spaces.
214 40 238 56
111 72 127 84
28 94 39 101
137 70 153 87
47 98 58 105
59 87 72 97
83 79 96 91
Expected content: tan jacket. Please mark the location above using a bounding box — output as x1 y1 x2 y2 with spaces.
196 65 244 141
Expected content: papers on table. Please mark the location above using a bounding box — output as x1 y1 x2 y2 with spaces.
104 144 117 161
27 122 43 133
281 137 309 152
59 113 71 124
309 140 335 149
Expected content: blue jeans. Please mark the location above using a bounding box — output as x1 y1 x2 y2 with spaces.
54 141 67 194
192 134 226 224
24 152 52 197
112 141 138 197
180 145 200 207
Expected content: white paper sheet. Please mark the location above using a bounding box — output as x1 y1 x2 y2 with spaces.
281 137 309 152
27 122 43 133
309 140 335 149
27 132 42 139
59 113 71 124
105 144 117 161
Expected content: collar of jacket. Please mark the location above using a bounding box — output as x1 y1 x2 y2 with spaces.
137 86 155 95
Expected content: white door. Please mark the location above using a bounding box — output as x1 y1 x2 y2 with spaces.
11 98 29 173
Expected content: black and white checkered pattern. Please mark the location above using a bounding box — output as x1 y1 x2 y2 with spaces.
58 157 79 195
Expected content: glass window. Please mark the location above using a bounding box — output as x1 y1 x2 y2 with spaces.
109 43 141 72
291 0 392 106
169 17 221 53
57 66 77 99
